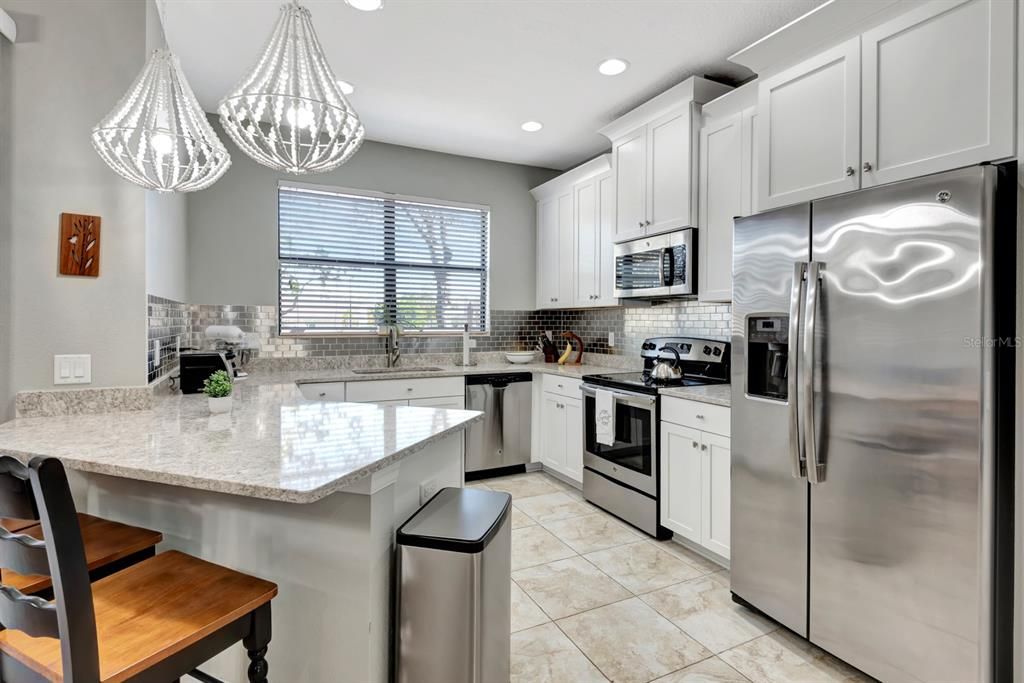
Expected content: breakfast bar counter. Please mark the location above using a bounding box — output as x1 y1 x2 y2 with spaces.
0 373 482 682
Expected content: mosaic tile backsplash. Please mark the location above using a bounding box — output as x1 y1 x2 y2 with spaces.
148 296 731 380
147 295 189 383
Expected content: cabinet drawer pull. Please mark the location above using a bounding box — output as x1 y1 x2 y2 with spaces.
845 166 855 177
406 387 414 392
862 161 873 172
319 392 326 398
695 414 705 419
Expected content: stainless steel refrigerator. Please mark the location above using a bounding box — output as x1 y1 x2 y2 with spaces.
731 164 1015 683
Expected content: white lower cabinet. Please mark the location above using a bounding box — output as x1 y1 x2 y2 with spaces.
408 395 465 409
541 391 583 483
298 377 465 408
660 397 731 559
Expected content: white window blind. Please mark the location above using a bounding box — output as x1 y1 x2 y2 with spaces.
278 184 490 335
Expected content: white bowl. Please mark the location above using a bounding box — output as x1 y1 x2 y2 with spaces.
505 351 536 364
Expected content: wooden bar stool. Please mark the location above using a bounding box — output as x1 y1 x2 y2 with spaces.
1 514 162 598
0 456 277 683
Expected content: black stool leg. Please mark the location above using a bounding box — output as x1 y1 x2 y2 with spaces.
243 603 272 683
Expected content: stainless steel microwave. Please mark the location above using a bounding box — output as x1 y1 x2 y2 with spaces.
613 228 695 298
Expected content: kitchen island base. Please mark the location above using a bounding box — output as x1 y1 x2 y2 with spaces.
66 434 464 683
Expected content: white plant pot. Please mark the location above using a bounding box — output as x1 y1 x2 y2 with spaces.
208 395 233 414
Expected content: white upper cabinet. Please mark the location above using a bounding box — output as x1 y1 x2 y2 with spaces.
748 0 1015 207
860 0 1014 187
613 127 648 242
531 155 614 310
596 173 617 305
698 83 757 303
647 106 698 234
601 77 733 242
757 37 861 210
699 112 743 303
535 195 565 309
574 171 616 307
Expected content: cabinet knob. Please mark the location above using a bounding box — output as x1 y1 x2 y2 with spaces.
692 440 698 448
645 220 651 226
406 387 413 392
695 414 705 419
319 392 326 398
862 161 873 172
845 166 855 177
701 444 708 451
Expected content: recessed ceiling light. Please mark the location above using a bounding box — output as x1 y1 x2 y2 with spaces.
337 80 355 95
598 58 630 76
521 121 543 133
345 0 383 10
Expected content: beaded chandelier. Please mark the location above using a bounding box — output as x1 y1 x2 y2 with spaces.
91 49 231 192
217 2 365 174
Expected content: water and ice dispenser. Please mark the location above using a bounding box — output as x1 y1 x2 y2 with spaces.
746 316 789 400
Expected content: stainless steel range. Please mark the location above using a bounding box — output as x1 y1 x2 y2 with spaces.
581 337 730 538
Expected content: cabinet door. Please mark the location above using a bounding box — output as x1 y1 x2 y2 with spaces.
574 178 599 306
298 382 346 401
740 107 758 216
409 396 464 409
536 198 560 308
860 0 1014 187
698 113 742 303
701 432 731 558
660 422 703 543
563 396 583 482
758 37 861 209
647 106 696 234
556 192 575 306
613 127 647 242
595 172 617 306
541 394 567 475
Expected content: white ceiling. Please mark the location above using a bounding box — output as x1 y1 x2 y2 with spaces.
163 0 823 170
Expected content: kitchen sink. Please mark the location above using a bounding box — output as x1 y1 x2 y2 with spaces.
350 366 444 374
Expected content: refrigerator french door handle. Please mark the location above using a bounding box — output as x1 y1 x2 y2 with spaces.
788 262 807 479
803 261 825 484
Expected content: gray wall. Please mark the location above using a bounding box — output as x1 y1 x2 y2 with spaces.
0 33 10 418
4 0 148 407
187 118 558 309
144 0 188 304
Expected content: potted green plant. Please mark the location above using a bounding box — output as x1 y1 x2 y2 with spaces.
203 370 234 414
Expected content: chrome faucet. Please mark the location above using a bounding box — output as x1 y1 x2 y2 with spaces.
382 324 401 368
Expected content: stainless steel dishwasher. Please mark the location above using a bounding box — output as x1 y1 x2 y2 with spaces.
464 373 532 478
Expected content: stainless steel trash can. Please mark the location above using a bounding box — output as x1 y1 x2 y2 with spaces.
395 486 512 683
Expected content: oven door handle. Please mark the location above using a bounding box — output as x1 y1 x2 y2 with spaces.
581 385 657 409
661 247 675 288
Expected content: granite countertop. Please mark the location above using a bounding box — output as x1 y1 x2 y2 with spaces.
658 383 732 407
0 375 483 504
290 360 600 384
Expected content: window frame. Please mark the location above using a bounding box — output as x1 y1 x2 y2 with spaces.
277 180 492 337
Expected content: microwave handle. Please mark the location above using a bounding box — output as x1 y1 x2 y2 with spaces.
661 248 675 287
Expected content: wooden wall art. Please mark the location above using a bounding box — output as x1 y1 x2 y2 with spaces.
59 212 101 277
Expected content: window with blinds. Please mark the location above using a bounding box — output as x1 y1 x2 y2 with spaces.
278 184 490 335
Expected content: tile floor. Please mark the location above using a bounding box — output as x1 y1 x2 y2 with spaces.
469 470 875 683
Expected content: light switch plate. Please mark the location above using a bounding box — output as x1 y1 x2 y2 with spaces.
152 340 161 368
54 354 91 385
419 478 439 505
608 331 615 347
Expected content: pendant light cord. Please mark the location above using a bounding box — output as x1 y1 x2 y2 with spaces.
154 0 169 49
